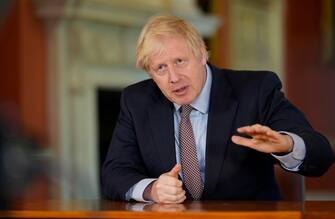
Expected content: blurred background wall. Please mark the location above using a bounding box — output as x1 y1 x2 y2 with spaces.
0 0 334 200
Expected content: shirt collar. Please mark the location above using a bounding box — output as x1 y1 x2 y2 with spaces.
173 64 212 114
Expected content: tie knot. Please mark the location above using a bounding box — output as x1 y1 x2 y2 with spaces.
181 105 193 117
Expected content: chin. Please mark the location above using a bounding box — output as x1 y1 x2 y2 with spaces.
172 97 193 105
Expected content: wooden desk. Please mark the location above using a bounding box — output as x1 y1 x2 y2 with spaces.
304 201 335 219
0 200 334 219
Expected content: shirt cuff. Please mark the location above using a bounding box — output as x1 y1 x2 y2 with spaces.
271 131 306 171
126 178 157 202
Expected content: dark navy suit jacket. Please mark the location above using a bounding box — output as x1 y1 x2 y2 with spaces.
102 64 334 201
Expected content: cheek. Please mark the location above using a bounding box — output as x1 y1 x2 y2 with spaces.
153 78 171 93
190 72 203 88
191 74 205 94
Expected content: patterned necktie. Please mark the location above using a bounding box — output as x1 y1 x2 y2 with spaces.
179 105 203 200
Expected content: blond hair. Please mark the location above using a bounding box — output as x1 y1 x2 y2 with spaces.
136 15 208 71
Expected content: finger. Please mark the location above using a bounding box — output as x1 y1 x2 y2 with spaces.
236 125 280 144
238 125 278 141
161 185 185 196
167 164 181 178
159 175 183 187
252 134 272 142
253 124 268 134
232 135 281 153
231 135 258 149
174 193 187 203
265 129 283 140
237 126 261 136
235 131 275 144
158 190 186 203
238 124 266 135
236 125 252 133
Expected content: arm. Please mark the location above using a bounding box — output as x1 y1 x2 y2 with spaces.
102 90 186 202
146 164 186 203
102 90 149 200
126 164 186 203
232 72 334 176
231 125 305 171
272 132 306 171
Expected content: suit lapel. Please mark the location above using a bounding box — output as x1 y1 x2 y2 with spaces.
203 67 238 198
148 94 176 173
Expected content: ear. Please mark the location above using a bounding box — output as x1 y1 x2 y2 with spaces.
147 70 154 78
200 48 208 65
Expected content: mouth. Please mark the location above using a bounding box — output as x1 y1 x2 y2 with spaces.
173 86 188 96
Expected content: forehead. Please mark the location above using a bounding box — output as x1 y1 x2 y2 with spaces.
148 35 193 65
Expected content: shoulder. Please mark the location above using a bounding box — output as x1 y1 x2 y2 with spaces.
121 78 163 107
210 65 283 94
123 79 155 97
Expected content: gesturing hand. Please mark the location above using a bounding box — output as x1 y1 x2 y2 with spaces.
231 124 293 154
149 164 186 203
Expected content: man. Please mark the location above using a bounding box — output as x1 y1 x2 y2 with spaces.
102 15 334 203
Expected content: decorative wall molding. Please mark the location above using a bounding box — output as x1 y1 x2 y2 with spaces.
228 0 284 80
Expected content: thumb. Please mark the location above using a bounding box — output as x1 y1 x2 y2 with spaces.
167 164 181 178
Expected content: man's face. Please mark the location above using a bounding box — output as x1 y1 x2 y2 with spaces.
148 36 207 105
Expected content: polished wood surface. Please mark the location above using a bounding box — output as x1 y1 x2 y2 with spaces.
0 200 303 219
304 201 335 219
0 200 334 219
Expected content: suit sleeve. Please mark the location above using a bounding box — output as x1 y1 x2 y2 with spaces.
102 90 148 200
258 72 334 176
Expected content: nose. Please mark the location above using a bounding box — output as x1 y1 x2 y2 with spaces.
168 66 180 83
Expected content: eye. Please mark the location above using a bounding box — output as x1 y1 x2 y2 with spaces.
153 64 167 75
176 59 185 65
157 64 166 72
